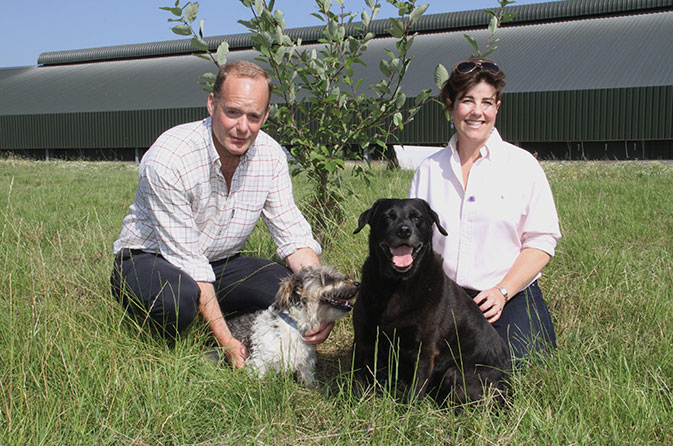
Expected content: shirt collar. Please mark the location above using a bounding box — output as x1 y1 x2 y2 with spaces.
484 128 504 161
447 128 503 162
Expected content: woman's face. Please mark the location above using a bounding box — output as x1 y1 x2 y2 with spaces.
449 80 501 149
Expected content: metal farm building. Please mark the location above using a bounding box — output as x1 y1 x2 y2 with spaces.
1 0 672 160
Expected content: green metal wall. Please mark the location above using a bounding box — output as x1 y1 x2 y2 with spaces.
0 107 207 150
1 86 671 160
497 86 673 143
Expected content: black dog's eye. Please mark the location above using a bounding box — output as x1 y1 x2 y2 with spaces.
384 210 397 221
408 211 420 223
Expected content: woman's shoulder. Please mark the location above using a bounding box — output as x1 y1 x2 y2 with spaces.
498 139 543 170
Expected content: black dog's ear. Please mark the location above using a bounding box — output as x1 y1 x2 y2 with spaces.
417 198 448 236
354 199 385 234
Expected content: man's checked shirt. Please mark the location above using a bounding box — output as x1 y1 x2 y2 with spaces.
113 117 321 282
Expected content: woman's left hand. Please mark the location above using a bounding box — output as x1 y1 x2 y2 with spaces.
473 288 507 323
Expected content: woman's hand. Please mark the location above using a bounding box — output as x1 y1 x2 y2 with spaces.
473 287 507 323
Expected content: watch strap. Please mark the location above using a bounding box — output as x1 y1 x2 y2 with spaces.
495 285 509 302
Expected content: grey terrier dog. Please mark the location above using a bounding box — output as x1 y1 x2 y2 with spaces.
227 265 358 386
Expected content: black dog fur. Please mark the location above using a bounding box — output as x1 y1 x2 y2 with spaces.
352 198 510 405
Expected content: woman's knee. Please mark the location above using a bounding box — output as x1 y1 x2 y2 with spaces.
495 282 557 359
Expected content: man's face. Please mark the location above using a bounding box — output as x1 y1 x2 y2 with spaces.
207 75 270 158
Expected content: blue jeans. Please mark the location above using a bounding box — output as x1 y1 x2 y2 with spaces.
463 281 557 360
110 249 291 339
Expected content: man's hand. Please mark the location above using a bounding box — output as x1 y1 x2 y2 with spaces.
302 321 335 345
197 281 248 368
221 336 249 369
285 247 320 274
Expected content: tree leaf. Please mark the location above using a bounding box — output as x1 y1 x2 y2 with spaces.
361 9 370 27
191 37 209 51
463 34 480 55
488 15 498 35
395 92 406 108
200 72 216 84
387 18 405 38
159 6 183 17
184 2 199 24
434 63 449 90
379 60 391 77
171 25 192 36
409 4 429 25
393 112 404 129
215 41 229 66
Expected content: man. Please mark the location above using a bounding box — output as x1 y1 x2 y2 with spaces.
111 61 332 368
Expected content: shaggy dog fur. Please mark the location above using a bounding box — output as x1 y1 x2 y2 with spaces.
352 198 510 405
227 265 358 386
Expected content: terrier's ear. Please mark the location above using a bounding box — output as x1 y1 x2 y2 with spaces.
275 276 296 310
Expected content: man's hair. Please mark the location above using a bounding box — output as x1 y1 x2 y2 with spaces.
439 57 506 111
211 61 273 106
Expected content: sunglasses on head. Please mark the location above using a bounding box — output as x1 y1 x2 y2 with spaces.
454 60 500 74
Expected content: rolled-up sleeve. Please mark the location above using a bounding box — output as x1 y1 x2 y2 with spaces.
261 155 321 260
520 163 562 257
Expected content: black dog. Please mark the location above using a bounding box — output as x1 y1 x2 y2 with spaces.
352 198 510 405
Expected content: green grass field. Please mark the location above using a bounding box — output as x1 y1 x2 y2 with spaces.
1 158 672 445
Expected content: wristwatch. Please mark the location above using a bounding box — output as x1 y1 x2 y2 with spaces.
494 285 509 302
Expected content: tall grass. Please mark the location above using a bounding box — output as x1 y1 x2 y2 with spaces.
1 158 672 444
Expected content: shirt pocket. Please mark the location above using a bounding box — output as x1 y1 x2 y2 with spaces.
227 200 264 237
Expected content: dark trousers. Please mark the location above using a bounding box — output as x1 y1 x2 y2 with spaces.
463 281 557 360
110 249 291 339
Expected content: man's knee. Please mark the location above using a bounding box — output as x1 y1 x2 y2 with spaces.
110 251 202 338
147 277 200 336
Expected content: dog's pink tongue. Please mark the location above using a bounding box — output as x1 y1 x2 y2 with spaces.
392 246 413 268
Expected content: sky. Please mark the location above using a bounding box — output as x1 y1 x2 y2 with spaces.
2 0 557 68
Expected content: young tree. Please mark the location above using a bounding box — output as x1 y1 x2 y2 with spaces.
162 0 517 234
163 0 431 233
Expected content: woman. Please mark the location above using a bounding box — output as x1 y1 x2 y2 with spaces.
409 57 561 360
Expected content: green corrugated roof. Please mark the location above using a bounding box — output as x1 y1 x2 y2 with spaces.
1 0 671 116
37 0 673 65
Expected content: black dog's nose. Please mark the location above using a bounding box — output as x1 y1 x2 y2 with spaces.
397 225 412 238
